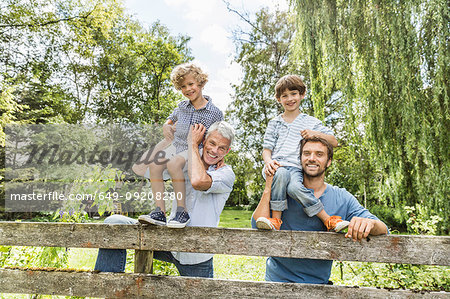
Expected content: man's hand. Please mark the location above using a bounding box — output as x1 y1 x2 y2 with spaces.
345 217 376 242
163 123 176 141
264 160 281 176
189 123 206 147
300 129 320 140
215 159 226 170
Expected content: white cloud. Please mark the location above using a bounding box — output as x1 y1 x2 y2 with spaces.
127 0 290 111
200 24 233 55
164 0 215 21
203 60 242 111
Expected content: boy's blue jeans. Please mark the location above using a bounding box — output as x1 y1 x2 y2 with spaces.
94 215 213 278
270 166 324 217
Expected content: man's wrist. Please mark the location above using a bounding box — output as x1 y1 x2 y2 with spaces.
190 142 201 149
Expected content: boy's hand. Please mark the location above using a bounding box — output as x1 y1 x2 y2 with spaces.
189 123 206 147
300 129 320 140
265 160 281 176
163 123 176 141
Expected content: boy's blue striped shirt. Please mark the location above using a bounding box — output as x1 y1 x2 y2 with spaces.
263 113 334 168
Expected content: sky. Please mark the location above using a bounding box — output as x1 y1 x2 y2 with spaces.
123 0 289 112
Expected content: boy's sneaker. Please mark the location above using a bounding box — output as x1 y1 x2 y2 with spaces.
325 215 350 232
167 207 190 228
138 207 166 226
256 217 282 231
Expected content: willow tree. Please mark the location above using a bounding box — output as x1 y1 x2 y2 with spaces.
293 0 449 231
225 7 306 205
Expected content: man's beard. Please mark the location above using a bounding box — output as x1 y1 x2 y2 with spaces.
303 164 327 178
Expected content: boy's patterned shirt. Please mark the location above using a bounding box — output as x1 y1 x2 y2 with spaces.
168 95 223 153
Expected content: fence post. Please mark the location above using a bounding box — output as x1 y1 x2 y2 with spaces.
134 250 153 273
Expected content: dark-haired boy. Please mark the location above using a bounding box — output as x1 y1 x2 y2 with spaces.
256 75 348 231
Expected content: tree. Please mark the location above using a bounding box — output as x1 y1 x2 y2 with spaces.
224 6 307 205
0 0 193 220
0 0 192 125
292 0 449 232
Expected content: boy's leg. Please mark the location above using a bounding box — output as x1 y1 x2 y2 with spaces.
139 143 180 225
166 155 186 208
287 168 349 232
132 139 171 176
269 167 290 216
94 215 138 272
138 146 174 225
287 168 324 217
166 154 190 228
149 161 167 211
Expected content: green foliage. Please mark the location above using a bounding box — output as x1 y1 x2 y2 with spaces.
292 0 449 232
366 205 407 231
0 246 12 267
0 0 192 125
152 259 179 276
405 204 443 235
225 7 308 205
331 261 450 291
223 150 255 206
1 246 67 269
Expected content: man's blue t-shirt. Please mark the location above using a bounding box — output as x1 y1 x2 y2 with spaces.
252 184 383 284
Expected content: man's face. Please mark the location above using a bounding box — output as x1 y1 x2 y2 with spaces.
202 131 231 166
301 141 331 178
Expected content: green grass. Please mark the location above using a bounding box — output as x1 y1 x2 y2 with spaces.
218 207 254 228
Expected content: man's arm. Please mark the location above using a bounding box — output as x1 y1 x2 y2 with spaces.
301 130 338 147
345 217 388 241
252 175 273 221
188 124 213 191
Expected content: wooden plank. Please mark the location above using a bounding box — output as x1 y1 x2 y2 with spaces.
140 226 450 266
0 222 140 249
0 269 448 299
0 222 449 265
134 250 153 274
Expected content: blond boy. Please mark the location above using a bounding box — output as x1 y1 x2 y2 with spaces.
135 63 223 228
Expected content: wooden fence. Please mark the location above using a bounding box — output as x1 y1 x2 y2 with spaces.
0 222 449 298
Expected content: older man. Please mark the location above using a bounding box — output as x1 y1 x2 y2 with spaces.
94 121 235 278
253 137 387 284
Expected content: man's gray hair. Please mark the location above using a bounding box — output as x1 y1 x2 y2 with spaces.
205 121 235 146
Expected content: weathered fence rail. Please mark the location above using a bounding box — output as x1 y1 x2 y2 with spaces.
0 222 449 298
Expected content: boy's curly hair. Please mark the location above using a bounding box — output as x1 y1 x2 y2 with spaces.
274 75 306 99
170 63 209 90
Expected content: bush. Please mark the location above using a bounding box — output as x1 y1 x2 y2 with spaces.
367 205 407 231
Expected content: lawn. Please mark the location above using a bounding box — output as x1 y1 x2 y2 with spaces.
218 207 254 228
